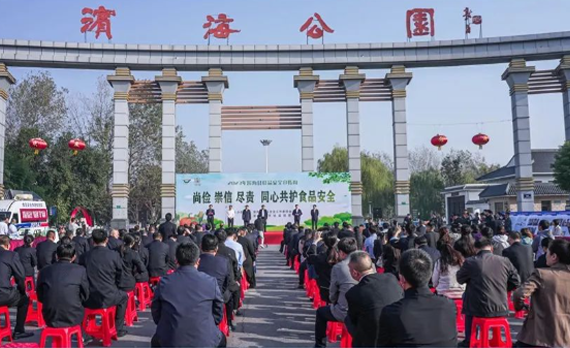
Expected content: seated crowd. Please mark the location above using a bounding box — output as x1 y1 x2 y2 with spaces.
0 213 262 347
283 215 570 348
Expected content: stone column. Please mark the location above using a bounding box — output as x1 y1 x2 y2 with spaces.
502 59 536 212
107 68 134 229
202 69 228 173
294 68 319 172
386 66 413 220
556 56 570 141
156 69 181 219
0 64 15 199
340 66 365 224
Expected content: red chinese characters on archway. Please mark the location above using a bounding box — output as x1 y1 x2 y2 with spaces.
203 14 241 40
406 8 435 39
81 6 116 40
300 13 334 40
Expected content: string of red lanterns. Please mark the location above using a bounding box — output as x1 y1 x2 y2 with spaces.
430 133 490 150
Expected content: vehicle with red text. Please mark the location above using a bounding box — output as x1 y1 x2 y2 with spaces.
0 194 49 230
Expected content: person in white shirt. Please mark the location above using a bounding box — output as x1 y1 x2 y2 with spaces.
8 219 18 237
224 229 245 268
67 217 79 234
0 217 9 236
226 205 235 228
552 219 564 237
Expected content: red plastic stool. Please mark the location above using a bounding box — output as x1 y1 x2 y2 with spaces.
507 291 514 312
218 305 229 337
0 306 12 344
454 299 465 333
304 269 311 298
327 321 343 343
167 269 174 275
294 255 301 274
469 317 512 348
83 307 118 347
125 291 138 327
40 325 84 348
26 293 45 327
340 324 353 348
135 282 152 311
24 277 35 295
376 267 385 274
150 277 161 287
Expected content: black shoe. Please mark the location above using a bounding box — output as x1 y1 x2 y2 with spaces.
13 331 33 340
297 285 304 289
229 323 237 331
458 340 469 347
235 310 243 316
83 335 94 344
117 330 128 338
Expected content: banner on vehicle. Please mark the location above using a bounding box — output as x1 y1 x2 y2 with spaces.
176 172 352 231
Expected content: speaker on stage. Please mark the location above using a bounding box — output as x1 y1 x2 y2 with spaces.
372 208 382 220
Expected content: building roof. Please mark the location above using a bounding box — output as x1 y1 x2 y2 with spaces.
477 149 558 182
479 182 568 198
441 184 490 194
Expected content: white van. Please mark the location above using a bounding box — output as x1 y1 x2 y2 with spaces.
0 194 49 229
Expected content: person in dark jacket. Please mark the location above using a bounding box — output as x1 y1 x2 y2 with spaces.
79 229 128 337
148 233 170 278
377 249 457 347
36 230 58 270
158 213 176 242
311 205 319 231
214 230 241 319
457 237 520 347
502 231 534 283
132 234 149 283
72 228 90 261
415 235 441 267
37 243 90 330
142 227 154 248
481 226 505 256
176 226 194 245
242 205 252 226
424 223 439 249
309 233 338 302
534 237 552 269
199 234 234 330
0 235 33 339
354 226 364 251
14 235 37 279
237 227 256 288
454 225 477 259
151 243 225 348
118 235 146 292
193 224 207 248
166 234 179 271
107 229 123 253
345 251 403 347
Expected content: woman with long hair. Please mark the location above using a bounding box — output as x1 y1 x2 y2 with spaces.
432 241 466 299
437 226 452 251
382 227 401 279
312 232 339 303
132 233 149 283
118 234 147 291
454 225 477 258
14 234 37 281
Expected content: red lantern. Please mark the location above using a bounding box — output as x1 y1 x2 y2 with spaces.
28 138 48 155
472 133 490 149
68 138 86 155
430 134 448 150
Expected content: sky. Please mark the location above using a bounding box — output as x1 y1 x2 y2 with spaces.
1 0 569 173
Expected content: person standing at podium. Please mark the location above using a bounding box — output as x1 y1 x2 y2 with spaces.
226 205 235 228
206 205 216 229
292 205 303 226
242 205 252 227
311 205 320 231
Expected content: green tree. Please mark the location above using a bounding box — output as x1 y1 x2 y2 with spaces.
410 169 445 220
440 149 499 187
176 126 208 173
553 142 570 191
317 146 394 217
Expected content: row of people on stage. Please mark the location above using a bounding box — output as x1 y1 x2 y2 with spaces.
284 219 570 348
0 212 263 346
205 204 321 229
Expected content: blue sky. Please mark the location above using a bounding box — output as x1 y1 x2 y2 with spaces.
1 0 569 173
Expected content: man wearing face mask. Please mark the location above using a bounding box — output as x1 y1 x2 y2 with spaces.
345 251 403 347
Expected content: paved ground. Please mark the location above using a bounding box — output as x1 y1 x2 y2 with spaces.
12 245 525 347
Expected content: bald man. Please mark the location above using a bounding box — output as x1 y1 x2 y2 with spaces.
107 229 124 253
345 251 403 347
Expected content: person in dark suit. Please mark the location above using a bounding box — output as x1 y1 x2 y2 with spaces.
193 225 207 248
237 227 256 288
118 235 146 292
503 231 535 283
309 233 337 302
292 204 302 225
345 251 404 347
14 235 37 280
377 249 457 347
37 243 90 334
0 235 33 339
151 243 225 348
142 227 154 247
424 223 440 249
415 235 441 267
36 230 58 271
311 205 319 231
176 226 194 245
242 205 252 226
199 234 234 330
214 230 241 319
158 213 176 242
72 228 90 261
148 233 171 277
457 237 520 346
132 234 150 283
107 229 123 253
534 237 552 269
166 234 179 271
205 205 216 229
79 229 128 337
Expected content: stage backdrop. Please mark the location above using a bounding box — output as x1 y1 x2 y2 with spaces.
176 172 352 231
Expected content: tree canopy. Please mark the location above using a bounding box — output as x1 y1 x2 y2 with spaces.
553 142 570 191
